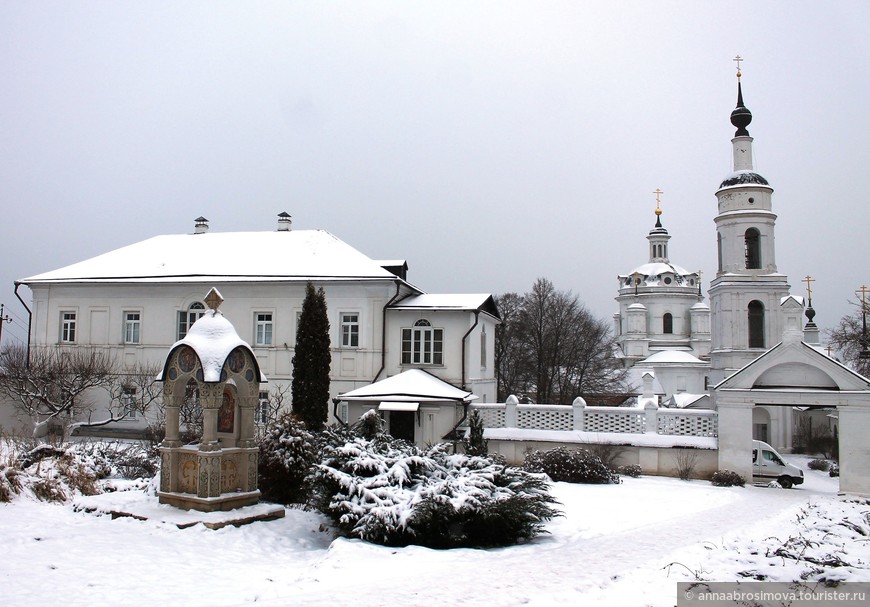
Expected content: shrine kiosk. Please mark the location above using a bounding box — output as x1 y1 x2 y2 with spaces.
156 288 265 511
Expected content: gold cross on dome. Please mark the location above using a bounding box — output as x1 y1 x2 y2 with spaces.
205 287 224 311
733 54 743 79
802 275 815 299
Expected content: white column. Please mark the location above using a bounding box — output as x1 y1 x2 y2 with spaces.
716 401 754 481
837 403 870 496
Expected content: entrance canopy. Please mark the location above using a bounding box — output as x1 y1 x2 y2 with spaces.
338 369 477 404
379 402 420 412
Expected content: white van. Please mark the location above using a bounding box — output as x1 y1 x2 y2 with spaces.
752 440 804 488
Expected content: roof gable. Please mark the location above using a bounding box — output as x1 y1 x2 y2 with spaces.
338 369 477 402
716 340 870 392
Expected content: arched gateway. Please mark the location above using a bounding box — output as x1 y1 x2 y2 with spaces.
156 288 267 511
713 330 870 496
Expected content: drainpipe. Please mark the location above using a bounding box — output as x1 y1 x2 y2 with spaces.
13 282 32 366
460 310 480 390
373 280 403 382
331 397 346 427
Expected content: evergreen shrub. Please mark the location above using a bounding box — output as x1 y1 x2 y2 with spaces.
710 470 745 487
258 412 319 505
523 447 620 484
807 458 831 471
617 464 642 478
311 430 559 548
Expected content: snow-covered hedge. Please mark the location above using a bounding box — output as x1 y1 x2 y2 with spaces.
710 469 745 487
523 447 620 484
311 429 559 548
258 412 319 505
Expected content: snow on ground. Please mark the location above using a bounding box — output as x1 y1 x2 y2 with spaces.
1 455 867 607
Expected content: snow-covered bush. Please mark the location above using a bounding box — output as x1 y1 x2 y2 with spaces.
807 458 831 471
258 412 319 505
311 431 559 548
617 464 642 478
829 463 840 477
710 470 745 487
523 447 620 484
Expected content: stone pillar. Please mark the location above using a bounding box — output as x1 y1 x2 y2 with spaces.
199 384 222 452
837 403 870 496
644 400 658 434
197 452 221 498
505 395 518 428
716 401 754 481
572 397 586 431
238 395 257 449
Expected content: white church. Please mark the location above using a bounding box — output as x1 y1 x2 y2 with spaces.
613 67 870 490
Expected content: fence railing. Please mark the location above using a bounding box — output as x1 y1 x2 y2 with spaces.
469 396 718 438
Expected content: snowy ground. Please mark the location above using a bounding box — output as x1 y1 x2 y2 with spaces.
2 455 868 607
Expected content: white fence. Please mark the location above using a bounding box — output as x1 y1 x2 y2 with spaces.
470 396 718 438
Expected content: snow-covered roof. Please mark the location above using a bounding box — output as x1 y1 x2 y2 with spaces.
717 169 772 190
640 351 707 366
390 294 500 319
338 369 477 403
619 262 695 281
157 309 266 383
20 229 405 284
665 393 710 409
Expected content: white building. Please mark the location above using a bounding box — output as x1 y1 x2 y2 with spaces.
11 213 499 442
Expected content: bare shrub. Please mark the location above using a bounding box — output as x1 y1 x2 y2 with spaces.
586 441 628 471
673 449 699 480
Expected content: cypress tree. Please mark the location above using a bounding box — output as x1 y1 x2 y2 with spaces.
292 282 331 430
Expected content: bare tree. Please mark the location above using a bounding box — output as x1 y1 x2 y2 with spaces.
106 361 164 444
826 300 870 377
495 278 628 404
0 344 116 438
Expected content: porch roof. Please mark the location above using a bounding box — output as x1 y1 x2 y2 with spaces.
338 369 477 403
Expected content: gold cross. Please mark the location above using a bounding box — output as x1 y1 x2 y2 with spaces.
733 54 743 79
802 275 815 299
653 188 664 215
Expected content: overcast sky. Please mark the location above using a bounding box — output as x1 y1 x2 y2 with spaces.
2 1 868 350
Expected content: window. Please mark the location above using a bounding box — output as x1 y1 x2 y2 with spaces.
61 312 77 343
124 311 141 344
257 390 270 425
340 313 359 347
255 313 273 346
744 228 761 269
717 233 723 272
748 300 765 348
480 327 487 368
663 313 673 334
122 387 137 419
177 302 205 339
401 319 443 365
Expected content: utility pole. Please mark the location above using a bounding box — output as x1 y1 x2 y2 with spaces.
0 303 11 348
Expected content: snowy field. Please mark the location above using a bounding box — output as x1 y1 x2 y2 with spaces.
2 455 868 607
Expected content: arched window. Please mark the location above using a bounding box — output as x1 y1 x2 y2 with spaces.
178 302 205 339
717 233 723 272
744 228 761 269
748 300 765 348
663 313 673 334
401 319 443 365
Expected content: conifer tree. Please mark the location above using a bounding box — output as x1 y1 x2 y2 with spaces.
292 282 331 430
463 408 488 457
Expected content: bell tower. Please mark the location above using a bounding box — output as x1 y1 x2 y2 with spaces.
709 58 792 383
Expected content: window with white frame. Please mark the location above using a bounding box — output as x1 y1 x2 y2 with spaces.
60 312 77 343
122 386 137 419
255 313 273 346
124 311 141 344
340 312 359 347
401 319 443 365
177 302 205 339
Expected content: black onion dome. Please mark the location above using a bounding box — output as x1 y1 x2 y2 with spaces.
719 171 770 189
730 81 752 136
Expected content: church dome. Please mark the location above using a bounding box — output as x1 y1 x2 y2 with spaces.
718 169 771 190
